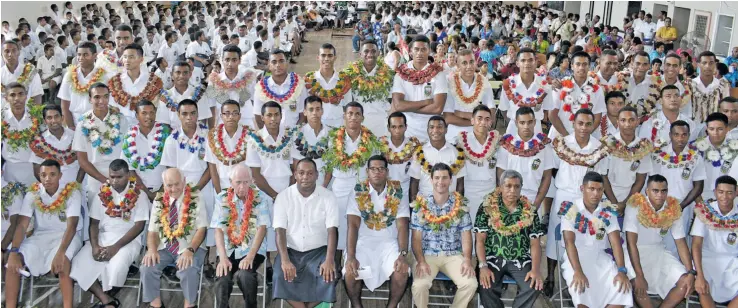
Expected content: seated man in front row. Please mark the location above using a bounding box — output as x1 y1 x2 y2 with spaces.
475 170 545 308
5 159 84 308
272 158 341 308
141 168 209 308
411 163 478 308
344 155 411 307
692 175 738 307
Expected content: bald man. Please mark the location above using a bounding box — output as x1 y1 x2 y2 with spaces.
141 168 210 308
212 165 272 308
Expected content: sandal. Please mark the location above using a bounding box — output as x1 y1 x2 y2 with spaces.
94 297 120 308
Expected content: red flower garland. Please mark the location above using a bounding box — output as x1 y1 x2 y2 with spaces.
396 62 444 85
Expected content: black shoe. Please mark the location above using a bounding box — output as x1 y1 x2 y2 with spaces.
163 266 179 282
204 263 216 280
127 265 139 278
94 297 120 308
267 266 274 285
542 278 555 297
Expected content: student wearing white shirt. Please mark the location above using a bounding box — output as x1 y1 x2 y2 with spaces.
498 48 555 135
205 100 251 195
291 96 330 187
107 44 164 122
185 30 212 68
695 113 737 202
143 31 161 58
186 57 205 87
204 45 260 128
153 57 173 90
344 155 410 306
595 91 627 140
691 175 738 307
272 158 340 306
1 84 40 186
305 43 351 128
240 40 261 70
140 168 209 308
549 51 606 138
69 160 149 308
391 35 448 141
626 52 655 112
639 86 701 147
409 116 466 200
692 51 732 123
637 14 657 51
253 50 306 129
4 160 84 308
624 175 696 308
30 105 83 186
157 32 182 69
443 50 495 141
0 177 24 254
1 40 43 104
381 112 420 198
37 44 63 98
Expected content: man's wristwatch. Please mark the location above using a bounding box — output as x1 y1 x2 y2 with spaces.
8 247 20 254
617 266 628 274
186 247 195 254
399 250 408 257
688 269 698 276
478 262 488 269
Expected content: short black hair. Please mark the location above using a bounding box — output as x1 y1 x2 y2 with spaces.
343 101 364 115
515 106 535 119
664 53 681 64
430 162 452 178
366 154 389 169
411 35 431 48
716 175 738 190
221 99 241 112
428 115 447 127
606 91 626 104
360 39 377 49
646 174 668 186
296 158 317 171
177 99 198 113
109 159 129 172
573 108 595 122
582 171 603 185
88 82 109 96
720 96 738 108
660 84 680 97
40 159 62 172
517 47 536 60
115 24 133 34
261 101 282 115
472 105 492 117
387 112 407 127
123 43 144 56
320 43 336 55
570 50 591 63
670 120 690 133
705 112 729 126
618 105 638 118
5 82 25 93
42 104 63 118
77 41 97 53
136 100 156 112
304 95 322 108
698 50 717 63
222 44 242 57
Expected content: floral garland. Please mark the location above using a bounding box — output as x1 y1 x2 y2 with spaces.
29 182 79 215
355 180 402 230
396 62 444 85
80 108 122 155
156 185 199 242
108 72 163 110
14 63 37 89
98 177 140 221
416 144 466 175
502 74 549 109
343 59 395 102
208 124 250 165
644 73 691 113
96 49 123 73
171 124 208 160
203 70 255 104
248 127 297 159
66 65 106 94
499 133 550 157
600 135 653 161
627 193 681 230
122 123 171 171
222 187 260 249
558 200 617 235
589 71 629 94
458 131 500 166
294 126 329 160
651 144 698 168
692 137 738 168
304 71 352 105
599 114 615 137
1 111 40 153
482 188 534 236
695 200 738 231
690 78 731 123
559 77 599 121
648 118 670 148
29 132 77 165
552 136 609 167
412 192 468 231
323 126 384 173
255 73 304 107
160 85 207 112
380 136 421 164
1 182 26 219
449 73 487 111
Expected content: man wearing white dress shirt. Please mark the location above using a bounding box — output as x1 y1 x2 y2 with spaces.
346 40 393 137
692 175 738 307
651 54 693 117
1 40 43 105
409 116 466 200
720 97 738 140
60 42 109 129
143 31 161 59
549 51 606 138
141 168 209 308
383 112 419 200
203 45 259 129
156 32 182 70
156 61 212 129
390 35 448 141
107 44 164 122
186 30 212 69
69 159 149 308
253 50 307 129
121 100 170 201
1 84 39 186
206 100 251 194
305 43 350 128
240 41 261 70
626 52 655 113
30 105 83 186
697 113 737 202
692 51 731 123
457 105 499 223
498 48 554 135
595 91 626 140
4 160 84 308
291 96 330 187
639 86 701 147
272 158 340 307
443 49 495 141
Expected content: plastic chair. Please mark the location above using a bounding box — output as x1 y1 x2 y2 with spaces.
213 261 268 308
27 275 82 308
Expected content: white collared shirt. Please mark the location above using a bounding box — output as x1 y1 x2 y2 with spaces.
72 110 128 173
119 124 168 191
1 109 34 162
348 63 391 115
553 135 609 195
160 125 209 179
386 137 413 185
205 125 250 189
560 199 620 249
185 40 212 58
36 55 61 79
445 73 495 113
408 142 467 196
391 63 449 139
144 40 161 58
497 134 555 200
697 138 736 201
90 182 150 244
1 63 43 98
624 197 685 247
108 71 155 120
328 128 371 180
30 128 80 185
311 70 350 126
252 74 307 128
1 179 24 237
209 69 259 127
654 78 693 117
272 185 340 252
552 77 606 135
19 183 83 234
240 49 259 69
157 43 182 67
347 182 411 240
156 85 213 130
498 74 554 131
605 134 653 192
59 66 113 124
649 144 706 200
690 200 738 258
627 74 652 106
245 126 293 179
147 190 209 253
638 111 702 144
291 124 329 180
456 132 497 182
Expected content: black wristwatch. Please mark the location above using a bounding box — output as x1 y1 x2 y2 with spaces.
688 269 697 276
186 247 195 254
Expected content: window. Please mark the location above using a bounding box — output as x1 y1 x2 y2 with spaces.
627 1 642 19
715 15 734 57
546 1 564 12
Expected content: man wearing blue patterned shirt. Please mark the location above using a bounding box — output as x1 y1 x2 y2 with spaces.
410 163 477 308
212 165 271 308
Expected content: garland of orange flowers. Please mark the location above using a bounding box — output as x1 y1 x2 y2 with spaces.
67 65 106 94
208 124 250 166
108 72 163 110
627 193 681 230
98 176 140 221
29 182 79 215
416 145 466 175
449 73 485 109
380 136 421 164
412 192 468 230
157 185 198 241
223 187 260 249
483 188 535 236
396 62 444 85
600 135 653 162
1 113 40 153
304 71 352 105
355 180 402 230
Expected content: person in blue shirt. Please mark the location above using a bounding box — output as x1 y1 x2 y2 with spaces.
724 46 738 87
480 40 500 76
649 42 666 63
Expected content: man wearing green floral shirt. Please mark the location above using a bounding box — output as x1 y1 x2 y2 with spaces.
474 170 544 308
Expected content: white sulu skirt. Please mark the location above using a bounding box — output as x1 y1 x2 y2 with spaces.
562 247 634 307
343 237 404 291
19 231 83 276
70 231 142 291
624 244 686 298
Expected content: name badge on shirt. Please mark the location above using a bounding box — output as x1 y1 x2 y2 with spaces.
405 161 411 174
630 160 641 171
122 211 132 221
531 158 541 170
58 211 67 222
659 228 668 237
488 157 497 169
424 83 432 98
681 167 692 180
534 103 542 112
595 227 606 240
722 161 732 174
587 165 594 173
728 233 737 246
289 101 297 112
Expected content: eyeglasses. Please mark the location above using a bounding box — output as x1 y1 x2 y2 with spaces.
368 167 387 173
221 112 240 117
